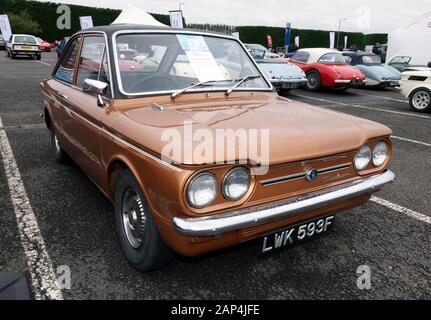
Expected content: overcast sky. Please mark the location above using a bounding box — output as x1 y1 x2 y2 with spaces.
36 0 430 33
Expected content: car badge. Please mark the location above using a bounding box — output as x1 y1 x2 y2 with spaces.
306 168 319 182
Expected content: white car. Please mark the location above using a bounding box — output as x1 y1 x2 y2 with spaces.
6 34 41 60
400 69 431 113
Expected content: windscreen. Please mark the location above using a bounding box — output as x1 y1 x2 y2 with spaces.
114 33 270 94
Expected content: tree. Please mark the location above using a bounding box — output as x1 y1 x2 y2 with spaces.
9 10 42 35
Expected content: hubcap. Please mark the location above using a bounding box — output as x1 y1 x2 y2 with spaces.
54 134 61 152
412 91 430 110
307 74 318 88
121 188 146 249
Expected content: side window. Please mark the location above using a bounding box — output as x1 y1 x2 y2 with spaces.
54 37 81 84
76 36 105 88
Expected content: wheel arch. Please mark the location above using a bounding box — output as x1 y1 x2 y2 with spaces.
106 155 149 204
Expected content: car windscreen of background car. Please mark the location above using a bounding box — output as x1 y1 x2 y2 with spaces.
14 36 37 45
362 55 382 65
318 53 346 64
115 33 270 95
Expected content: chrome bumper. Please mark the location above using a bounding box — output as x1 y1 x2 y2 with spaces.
334 79 352 84
173 171 395 236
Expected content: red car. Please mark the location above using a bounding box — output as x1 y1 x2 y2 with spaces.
290 48 366 91
36 37 52 52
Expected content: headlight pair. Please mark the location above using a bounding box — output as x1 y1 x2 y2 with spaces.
354 141 388 171
186 167 251 209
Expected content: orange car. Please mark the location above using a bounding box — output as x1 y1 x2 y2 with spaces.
40 25 394 271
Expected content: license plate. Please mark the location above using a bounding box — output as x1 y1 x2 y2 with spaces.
260 216 334 254
21 45 33 49
282 83 299 89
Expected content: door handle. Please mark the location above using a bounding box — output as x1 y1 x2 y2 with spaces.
58 92 68 100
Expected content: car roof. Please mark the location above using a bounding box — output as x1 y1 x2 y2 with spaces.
296 48 340 63
76 24 230 38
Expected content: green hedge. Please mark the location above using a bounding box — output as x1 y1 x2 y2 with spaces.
0 0 171 41
235 26 387 50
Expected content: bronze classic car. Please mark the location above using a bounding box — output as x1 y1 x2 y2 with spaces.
41 25 395 271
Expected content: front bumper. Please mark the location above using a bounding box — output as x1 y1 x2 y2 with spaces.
335 79 367 85
173 170 394 236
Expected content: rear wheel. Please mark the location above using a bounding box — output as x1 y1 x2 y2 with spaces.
6 49 10 57
409 88 431 113
114 170 173 272
10 53 15 59
306 70 321 91
36 54 41 60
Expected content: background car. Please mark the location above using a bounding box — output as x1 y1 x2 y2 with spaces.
36 37 52 52
290 48 366 91
255 59 307 92
0 35 6 51
244 43 280 59
388 56 431 72
400 69 431 113
56 37 70 58
6 34 41 60
343 51 401 88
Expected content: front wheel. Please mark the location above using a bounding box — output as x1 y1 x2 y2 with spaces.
409 88 431 113
114 170 173 272
306 70 321 91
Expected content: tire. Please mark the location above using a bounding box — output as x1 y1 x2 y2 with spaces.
6 49 10 57
409 88 431 113
114 170 173 272
306 70 321 91
36 54 41 60
10 53 15 59
50 126 68 163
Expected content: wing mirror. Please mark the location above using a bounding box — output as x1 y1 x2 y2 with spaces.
428 62 431 68
83 79 108 107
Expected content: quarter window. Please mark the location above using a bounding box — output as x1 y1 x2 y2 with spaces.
76 36 106 88
54 37 81 84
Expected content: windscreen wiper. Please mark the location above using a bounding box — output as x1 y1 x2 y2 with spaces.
171 79 233 99
225 75 262 96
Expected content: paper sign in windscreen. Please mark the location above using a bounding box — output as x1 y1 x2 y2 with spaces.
177 35 226 82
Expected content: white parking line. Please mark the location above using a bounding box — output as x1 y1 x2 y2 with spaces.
392 136 431 147
293 93 431 119
354 92 408 104
35 61 51 66
0 116 63 300
371 196 431 225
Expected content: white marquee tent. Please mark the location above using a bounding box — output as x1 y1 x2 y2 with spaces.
111 4 167 27
386 11 431 66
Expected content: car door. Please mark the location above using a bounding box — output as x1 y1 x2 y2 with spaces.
60 34 112 187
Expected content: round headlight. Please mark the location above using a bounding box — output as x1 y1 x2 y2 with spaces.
354 145 372 171
373 141 388 167
222 167 251 201
187 173 218 208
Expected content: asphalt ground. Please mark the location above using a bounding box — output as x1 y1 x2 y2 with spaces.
0 51 430 300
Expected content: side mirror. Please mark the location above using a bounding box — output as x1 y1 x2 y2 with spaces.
428 62 431 68
83 79 108 107
84 79 108 94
